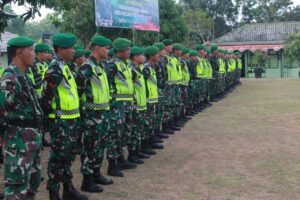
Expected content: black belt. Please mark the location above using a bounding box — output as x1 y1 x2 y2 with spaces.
8 119 41 129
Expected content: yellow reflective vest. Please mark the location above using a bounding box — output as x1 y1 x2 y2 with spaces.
144 63 158 104
114 60 134 101
181 59 190 86
49 63 80 119
0 66 4 77
81 60 110 111
218 58 226 74
166 56 181 84
237 58 242 69
132 66 147 111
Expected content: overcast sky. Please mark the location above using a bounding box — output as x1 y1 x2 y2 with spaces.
11 0 300 22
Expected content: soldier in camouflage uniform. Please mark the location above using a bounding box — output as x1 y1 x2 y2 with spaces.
41 33 88 200
128 46 149 162
188 50 200 114
105 38 137 177
0 36 43 200
209 45 220 101
142 46 164 153
76 35 113 193
181 48 192 117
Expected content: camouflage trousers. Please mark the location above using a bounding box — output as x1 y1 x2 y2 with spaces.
145 103 157 139
81 110 110 175
129 109 146 151
157 89 166 127
163 85 174 123
109 100 133 158
173 84 181 118
4 126 42 200
47 118 79 191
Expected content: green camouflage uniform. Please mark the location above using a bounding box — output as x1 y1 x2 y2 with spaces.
105 56 133 158
0 66 43 200
41 57 80 191
76 56 113 175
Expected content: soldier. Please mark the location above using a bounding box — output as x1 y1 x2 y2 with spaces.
0 64 4 200
73 48 86 72
236 52 242 84
108 48 115 60
209 45 220 101
188 50 200 114
0 36 43 200
129 46 148 162
41 33 88 200
105 38 137 177
204 49 213 106
142 46 164 153
85 50 92 59
181 48 192 118
161 39 181 132
0 65 4 76
76 35 113 193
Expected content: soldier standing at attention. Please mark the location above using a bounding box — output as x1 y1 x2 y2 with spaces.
105 38 137 177
41 33 88 200
0 36 43 200
76 35 113 193
128 46 148 163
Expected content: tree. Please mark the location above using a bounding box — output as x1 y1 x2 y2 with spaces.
285 32 300 69
0 0 54 33
4 5 26 35
183 9 213 44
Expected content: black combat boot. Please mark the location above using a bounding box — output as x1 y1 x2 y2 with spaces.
93 167 113 185
127 150 144 164
0 193 3 200
141 139 156 155
162 123 175 134
150 142 164 149
49 190 61 200
107 159 124 177
62 181 88 200
137 146 151 159
169 122 181 131
117 155 137 170
81 175 103 193
156 129 169 139
150 135 164 143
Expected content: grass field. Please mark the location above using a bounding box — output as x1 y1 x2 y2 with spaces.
8 78 300 200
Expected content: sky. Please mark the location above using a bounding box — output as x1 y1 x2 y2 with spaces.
10 0 300 22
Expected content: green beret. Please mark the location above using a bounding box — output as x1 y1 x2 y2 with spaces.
92 35 112 46
130 46 145 56
182 48 190 55
162 39 173 46
189 50 198 57
74 45 84 50
85 50 92 57
206 49 212 54
35 43 50 53
196 44 204 51
108 48 115 57
153 42 165 51
211 44 218 52
74 49 86 58
145 46 159 56
8 36 34 47
112 38 131 51
172 43 183 50
52 33 77 48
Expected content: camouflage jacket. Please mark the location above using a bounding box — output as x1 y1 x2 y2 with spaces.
0 65 43 134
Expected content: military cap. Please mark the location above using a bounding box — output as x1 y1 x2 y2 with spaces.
35 43 50 53
172 43 183 50
92 35 112 46
196 44 205 51
145 46 159 56
130 46 145 55
74 49 86 58
206 49 212 54
112 38 131 51
189 50 198 57
211 44 218 52
162 39 173 46
153 42 165 51
182 48 190 55
52 33 77 48
108 48 115 57
85 50 92 57
8 36 34 47
74 45 84 50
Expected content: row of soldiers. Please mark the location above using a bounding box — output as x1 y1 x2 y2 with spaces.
0 33 242 200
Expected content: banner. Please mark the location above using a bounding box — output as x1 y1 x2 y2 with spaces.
95 0 160 32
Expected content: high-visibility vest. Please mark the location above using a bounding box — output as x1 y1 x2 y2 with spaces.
0 66 4 77
114 61 134 101
206 60 213 79
237 58 242 69
166 56 181 84
36 61 48 80
196 57 205 78
132 66 147 111
230 58 237 71
218 58 226 74
25 67 43 97
145 65 158 104
48 62 80 119
81 60 110 111
181 60 190 86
